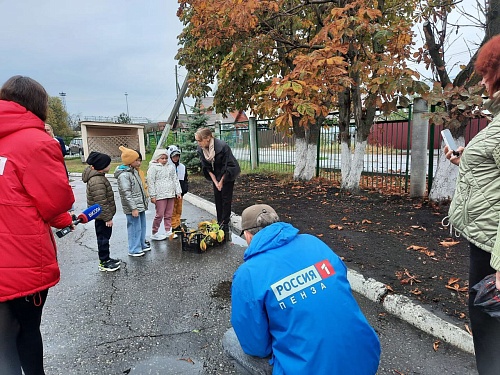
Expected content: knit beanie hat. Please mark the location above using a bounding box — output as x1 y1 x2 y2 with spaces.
86 151 111 171
119 146 140 165
167 145 181 157
151 148 168 162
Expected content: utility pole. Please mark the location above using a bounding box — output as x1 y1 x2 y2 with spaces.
175 65 188 114
59 92 66 110
155 72 190 150
124 92 129 118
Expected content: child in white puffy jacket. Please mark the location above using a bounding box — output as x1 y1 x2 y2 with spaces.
147 149 182 240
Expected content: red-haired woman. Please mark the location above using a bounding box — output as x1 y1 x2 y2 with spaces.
445 35 500 374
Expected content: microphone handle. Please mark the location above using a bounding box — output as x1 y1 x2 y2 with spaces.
55 218 82 238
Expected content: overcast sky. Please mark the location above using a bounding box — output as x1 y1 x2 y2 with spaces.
0 0 193 122
0 1 482 123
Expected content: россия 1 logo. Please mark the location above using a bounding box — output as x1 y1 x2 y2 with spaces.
270 259 335 302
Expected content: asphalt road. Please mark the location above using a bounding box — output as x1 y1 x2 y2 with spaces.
40 177 478 374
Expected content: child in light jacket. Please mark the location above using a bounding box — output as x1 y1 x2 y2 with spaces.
147 149 182 240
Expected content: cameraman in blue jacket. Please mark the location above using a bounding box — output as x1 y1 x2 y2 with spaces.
231 204 381 375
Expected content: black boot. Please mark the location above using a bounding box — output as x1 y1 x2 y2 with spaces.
222 223 231 243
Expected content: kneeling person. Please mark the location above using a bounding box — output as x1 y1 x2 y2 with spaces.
231 204 381 375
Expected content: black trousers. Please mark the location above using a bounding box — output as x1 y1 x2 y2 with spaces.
212 180 234 228
468 243 500 375
0 289 48 375
95 219 112 261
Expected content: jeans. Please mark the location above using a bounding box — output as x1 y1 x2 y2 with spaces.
468 243 500 375
126 211 147 254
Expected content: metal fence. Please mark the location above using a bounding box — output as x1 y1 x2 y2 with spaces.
213 114 414 193
146 112 487 194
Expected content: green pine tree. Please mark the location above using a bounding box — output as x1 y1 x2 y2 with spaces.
177 105 209 172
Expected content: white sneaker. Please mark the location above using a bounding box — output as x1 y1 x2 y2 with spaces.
169 228 179 239
151 233 167 241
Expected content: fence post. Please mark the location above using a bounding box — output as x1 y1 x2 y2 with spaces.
249 117 258 170
410 98 429 198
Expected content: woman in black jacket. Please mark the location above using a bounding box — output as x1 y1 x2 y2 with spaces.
195 128 240 237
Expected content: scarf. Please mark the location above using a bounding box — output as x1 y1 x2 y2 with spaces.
202 137 215 163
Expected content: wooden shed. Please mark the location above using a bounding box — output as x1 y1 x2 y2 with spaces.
79 121 146 161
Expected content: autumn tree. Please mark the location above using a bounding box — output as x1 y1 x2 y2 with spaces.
177 0 425 188
302 0 425 190
46 97 72 138
415 0 498 200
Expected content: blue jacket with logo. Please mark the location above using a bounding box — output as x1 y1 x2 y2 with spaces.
231 222 381 375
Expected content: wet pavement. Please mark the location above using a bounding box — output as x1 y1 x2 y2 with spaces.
42 176 246 374
41 176 477 375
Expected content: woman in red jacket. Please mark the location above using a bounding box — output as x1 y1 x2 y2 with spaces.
0 76 75 375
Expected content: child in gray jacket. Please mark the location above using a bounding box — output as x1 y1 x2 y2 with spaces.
114 146 150 257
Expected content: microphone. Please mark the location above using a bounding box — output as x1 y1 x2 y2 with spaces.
55 204 102 238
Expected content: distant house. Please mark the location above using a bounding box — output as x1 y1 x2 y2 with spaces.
172 97 248 129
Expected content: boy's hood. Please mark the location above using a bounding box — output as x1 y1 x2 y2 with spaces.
82 166 105 182
113 164 132 178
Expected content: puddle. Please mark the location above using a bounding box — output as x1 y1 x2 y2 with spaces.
228 232 247 247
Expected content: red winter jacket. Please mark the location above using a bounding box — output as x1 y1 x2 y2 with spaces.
0 100 75 302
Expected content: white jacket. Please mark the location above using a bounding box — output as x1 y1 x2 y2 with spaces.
146 162 181 200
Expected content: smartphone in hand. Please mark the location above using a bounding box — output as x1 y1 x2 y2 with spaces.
441 129 460 156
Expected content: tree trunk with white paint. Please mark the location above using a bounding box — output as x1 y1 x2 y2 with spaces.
292 118 321 181
340 138 367 191
428 137 464 201
293 138 317 181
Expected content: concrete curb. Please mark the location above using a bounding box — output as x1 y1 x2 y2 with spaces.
183 193 475 355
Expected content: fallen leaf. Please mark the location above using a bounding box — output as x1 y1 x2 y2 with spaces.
445 284 468 293
411 225 427 231
447 277 461 285
362 219 372 224
433 340 440 351
410 288 422 295
396 269 421 285
440 239 460 247
465 324 472 335
407 245 427 251
179 358 195 364
328 224 343 230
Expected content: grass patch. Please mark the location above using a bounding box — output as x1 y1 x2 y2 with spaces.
65 152 153 174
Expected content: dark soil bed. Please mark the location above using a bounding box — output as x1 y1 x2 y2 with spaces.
189 173 471 328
